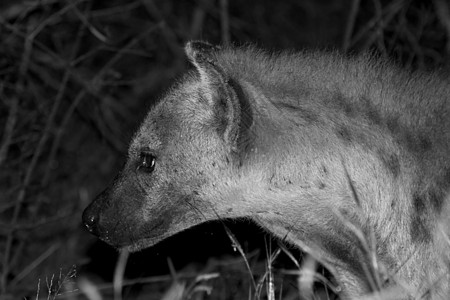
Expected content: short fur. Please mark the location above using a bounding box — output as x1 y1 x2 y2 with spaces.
83 42 450 299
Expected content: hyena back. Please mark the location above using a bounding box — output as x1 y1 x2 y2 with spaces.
83 42 450 299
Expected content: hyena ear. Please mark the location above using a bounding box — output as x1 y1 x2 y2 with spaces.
185 41 253 152
185 41 221 81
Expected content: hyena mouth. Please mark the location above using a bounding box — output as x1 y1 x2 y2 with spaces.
123 238 159 252
113 219 169 250
122 232 173 252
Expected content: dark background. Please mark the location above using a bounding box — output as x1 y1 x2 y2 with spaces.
1 0 449 299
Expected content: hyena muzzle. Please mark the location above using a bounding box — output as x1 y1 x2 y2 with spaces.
83 41 450 299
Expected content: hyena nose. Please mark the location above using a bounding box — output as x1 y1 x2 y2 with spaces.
82 206 101 236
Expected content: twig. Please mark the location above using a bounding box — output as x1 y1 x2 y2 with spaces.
372 0 387 56
0 0 64 21
222 224 257 291
298 254 317 300
0 94 18 167
350 0 405 50
141 0 184 58
0 211 71 234
89 1 141 17
189 1 206 40
113 250 129 300
26 0 85 43
11 243 61 286
433 0 450 55
264 239 279 300
72 5 108 43
220 0 230 45
342 0 361 52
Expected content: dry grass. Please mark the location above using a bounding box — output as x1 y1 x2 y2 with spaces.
0 0 449 299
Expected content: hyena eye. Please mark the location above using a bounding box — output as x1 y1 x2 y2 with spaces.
137 152 156 173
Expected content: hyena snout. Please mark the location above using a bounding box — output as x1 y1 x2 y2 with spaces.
82 190 108 239
82 205 99 236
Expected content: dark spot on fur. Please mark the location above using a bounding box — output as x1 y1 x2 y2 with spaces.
366 110 381 125
275 102 297 111
274 102 319 125
404 132 432 154
333 92 354 112
318 182 326 189
411 191 433 243
322 165 328 174
438 169 450 193
377 149 400 178
334 93 355 117
418 136 432 152
443 168 450 184
427 189 443 211
212 162 216 167
386 117 400 133
359 95 382 126
298 107 320 124
410 215 431 243
412 192 426 212
413 188 445 213
404 132 416 152
227 208 233 213
336 126 353 143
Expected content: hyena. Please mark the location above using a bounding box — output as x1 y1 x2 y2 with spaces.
83 42 450 299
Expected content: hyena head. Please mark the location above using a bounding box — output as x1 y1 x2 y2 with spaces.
82 42 254 251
